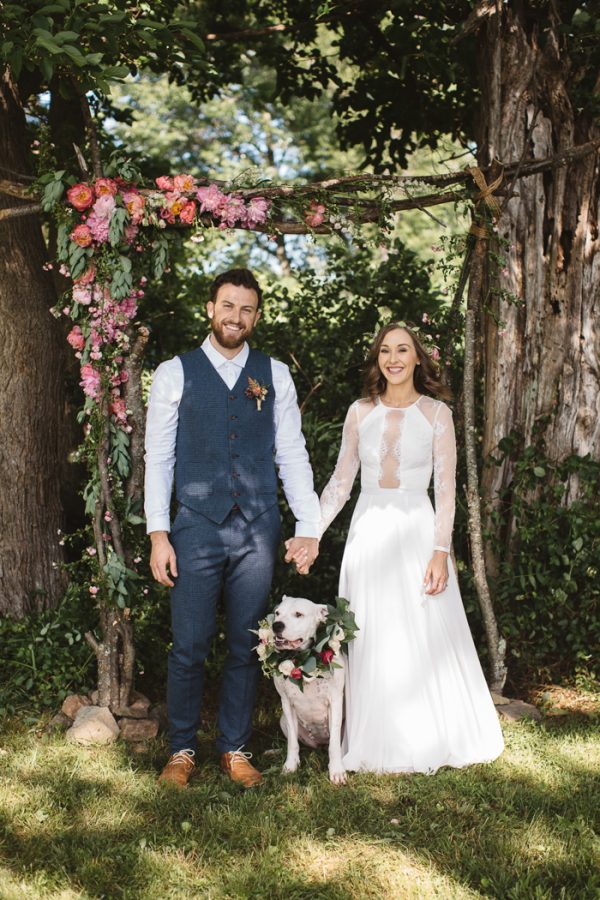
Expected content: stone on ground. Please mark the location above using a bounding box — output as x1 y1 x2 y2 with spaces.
118 717 159 741
498 699 542 722
61 694 92 719
44 711 73 734
113 691 151 719
491 692 510 706
66 706 120 745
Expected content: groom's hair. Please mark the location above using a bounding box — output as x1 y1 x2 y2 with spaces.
209 268 263 308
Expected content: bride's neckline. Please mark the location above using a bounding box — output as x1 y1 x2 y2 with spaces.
377 394 423 410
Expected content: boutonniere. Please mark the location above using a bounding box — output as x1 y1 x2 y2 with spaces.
245 376 270 411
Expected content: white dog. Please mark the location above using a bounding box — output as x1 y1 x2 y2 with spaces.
271 595 346 785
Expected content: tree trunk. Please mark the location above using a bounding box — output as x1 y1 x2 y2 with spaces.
478 4 600 524
0 69 66 617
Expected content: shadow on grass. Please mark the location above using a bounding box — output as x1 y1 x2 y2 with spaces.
0 714 598 899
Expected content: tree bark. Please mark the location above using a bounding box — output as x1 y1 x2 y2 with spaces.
478 4 600 526
0 69 66 617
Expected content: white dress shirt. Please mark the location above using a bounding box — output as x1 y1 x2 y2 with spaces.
144 336 320 537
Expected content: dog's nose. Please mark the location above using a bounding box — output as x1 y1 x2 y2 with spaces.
272 621 284 635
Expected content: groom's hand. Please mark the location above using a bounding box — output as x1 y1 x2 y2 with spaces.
285 537 319 576
150 531 178 587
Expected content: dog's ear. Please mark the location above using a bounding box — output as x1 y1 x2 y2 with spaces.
317 604 329 622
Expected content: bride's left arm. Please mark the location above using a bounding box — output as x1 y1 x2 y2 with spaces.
424 403 457 596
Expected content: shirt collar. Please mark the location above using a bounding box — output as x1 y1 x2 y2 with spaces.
201 335 249 369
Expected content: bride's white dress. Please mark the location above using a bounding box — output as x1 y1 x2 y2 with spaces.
319 395 504 773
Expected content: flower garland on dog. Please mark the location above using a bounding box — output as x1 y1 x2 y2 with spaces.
254 597 358 691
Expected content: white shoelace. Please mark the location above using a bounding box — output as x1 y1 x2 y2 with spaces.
228 747 253 763
170 749 195 766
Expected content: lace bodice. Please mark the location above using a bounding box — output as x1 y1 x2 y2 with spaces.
319 395 456 552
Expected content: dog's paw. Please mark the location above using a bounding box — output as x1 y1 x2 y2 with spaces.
282 759 300 774
329 768 347 785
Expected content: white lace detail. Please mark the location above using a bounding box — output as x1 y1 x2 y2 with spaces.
319 395 456 552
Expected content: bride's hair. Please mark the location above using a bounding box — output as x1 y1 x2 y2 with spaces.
362 322 452 402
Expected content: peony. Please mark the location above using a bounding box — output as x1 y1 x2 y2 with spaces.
305 200 326 228
87 194 116 243
246 197 270 227
290 667 303 680
155 175 174 191
94 177 118 197
109 396 127 425
122 190 145 224
72 285 92 306
320 648 335 665
278 659 296 676
163 191 185 217
79 363 101 399
179 199 197 224
71 223 93 247
67 183 94 211
218 195 246 227
66 325 85 352
196 183 227 215
173 174 196 192
430 347 440 361
74 264 96 285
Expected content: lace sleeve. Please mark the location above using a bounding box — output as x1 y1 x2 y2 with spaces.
318 403 360 538
432 402 456 553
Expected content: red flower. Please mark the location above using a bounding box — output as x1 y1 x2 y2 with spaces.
290 667 302 680
320 648 335 665
71 224 93 247
67 183 94 211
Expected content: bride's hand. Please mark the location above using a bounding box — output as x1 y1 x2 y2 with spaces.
423 551 449 595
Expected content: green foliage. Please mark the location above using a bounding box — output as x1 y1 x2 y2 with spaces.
0 585 96 717
488 434 600 685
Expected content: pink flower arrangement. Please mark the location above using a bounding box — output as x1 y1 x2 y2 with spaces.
246 197 270 227
173 174 197 192
155 175 174 191
87 194 116 243
109 396 127 425
196 184 227 214
179 199 197 224
67 183 94 211
94 178 118 197
122 190 145 224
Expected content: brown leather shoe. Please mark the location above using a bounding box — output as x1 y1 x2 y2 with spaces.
220 749 262 788
158 750 196 788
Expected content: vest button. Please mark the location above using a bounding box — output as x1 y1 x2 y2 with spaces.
229 433 236 439
233 491 240 497
229 395 236 400
230 414 237 420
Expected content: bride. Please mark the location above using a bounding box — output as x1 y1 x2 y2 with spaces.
297 322 504 774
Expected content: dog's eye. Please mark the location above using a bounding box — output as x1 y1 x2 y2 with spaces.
294 612 304 618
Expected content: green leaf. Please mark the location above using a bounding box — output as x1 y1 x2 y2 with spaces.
60 44 86 66
53 31 81 43
179 27 205 53
533 467 545 478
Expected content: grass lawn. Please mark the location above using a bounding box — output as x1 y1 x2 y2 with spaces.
0 697 598 900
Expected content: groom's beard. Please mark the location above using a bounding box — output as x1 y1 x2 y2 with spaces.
210 318 253 350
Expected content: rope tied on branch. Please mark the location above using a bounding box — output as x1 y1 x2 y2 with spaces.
467 164 504 238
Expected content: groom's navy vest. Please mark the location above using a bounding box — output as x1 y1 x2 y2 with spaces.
175 346 277 524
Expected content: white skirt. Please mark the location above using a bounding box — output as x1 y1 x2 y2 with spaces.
340 490 504 774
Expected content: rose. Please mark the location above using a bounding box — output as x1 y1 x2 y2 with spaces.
320 648 335 665
94 177 118 197
70 224 93 247
173 174 196 192
304 200 326 228
278 660 296 676
290 667 303 680
179 199 197 224
67 326 85 351
156 175 174 191
67 183 94 211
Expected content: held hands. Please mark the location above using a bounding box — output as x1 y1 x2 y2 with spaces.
150 531 178 587
285 537 319 575
423 550 449 595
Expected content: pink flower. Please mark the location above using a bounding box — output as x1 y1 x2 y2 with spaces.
67 183 94 211
87 195 116 243
164 191 185 217
71 224 93 247
179 199 197 224
104 511 112 522
173 174 196 192
246 197 270 227
320 648 335 665
430 347 441 361
109 397 127 425
290 667 302 680
73 285 92 306
122 190 145 224
67 325 85 351
88 586 99 596
196 184 227 215
74 264 96 285
94 178 118 197
219 195 246 227
305 200 326 228
124 223 139 244
86 547 97 556
155 176 174 191
422 313 430 324
79 363 101 399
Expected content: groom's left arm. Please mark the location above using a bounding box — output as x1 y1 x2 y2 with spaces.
272 360 320 573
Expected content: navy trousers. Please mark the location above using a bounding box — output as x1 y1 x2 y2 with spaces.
167 502 280 754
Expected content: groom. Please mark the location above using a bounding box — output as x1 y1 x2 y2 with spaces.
145 268 320 788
